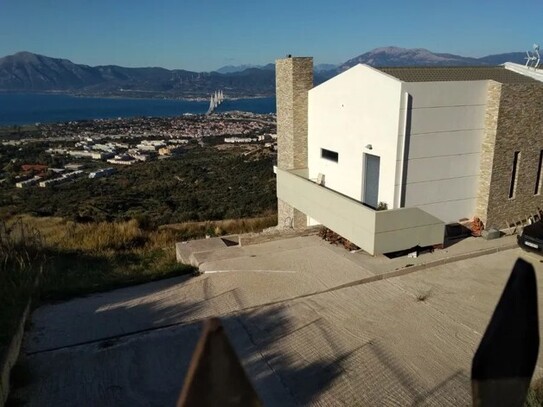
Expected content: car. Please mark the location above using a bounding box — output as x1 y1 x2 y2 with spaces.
517 219 543 254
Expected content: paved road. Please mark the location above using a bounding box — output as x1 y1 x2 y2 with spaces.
11 238 543 406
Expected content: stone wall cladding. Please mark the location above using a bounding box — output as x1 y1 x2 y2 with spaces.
481 83 543 228
476 81 502 224
276 57 313 229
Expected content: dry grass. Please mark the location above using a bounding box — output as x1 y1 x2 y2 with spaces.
4 214 276 301
159 214 277 240
0 213 276 347
13 215 174 254
7 216 191 301
0 220 44 347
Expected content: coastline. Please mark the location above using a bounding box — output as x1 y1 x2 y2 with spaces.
0 90 274 102
0 92 276 126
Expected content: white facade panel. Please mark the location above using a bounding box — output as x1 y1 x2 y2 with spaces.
403 176 479 206
407 130 482 159
403 81 488 108
405 154 481 183
413 199 478 224
397 81 488 223
308 65 403 210
408 105 486 134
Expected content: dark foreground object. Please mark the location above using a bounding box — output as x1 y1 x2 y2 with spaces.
518 220 543 254
177 318 262 407
472 258 539 406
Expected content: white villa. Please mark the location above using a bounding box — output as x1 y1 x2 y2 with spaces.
275 57 543 255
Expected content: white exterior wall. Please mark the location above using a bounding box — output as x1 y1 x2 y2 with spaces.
399 81 488 223
307 65 403 221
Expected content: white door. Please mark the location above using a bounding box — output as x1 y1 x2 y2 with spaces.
363 154 380 208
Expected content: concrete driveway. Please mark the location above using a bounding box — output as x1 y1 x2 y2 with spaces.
10 236 543 406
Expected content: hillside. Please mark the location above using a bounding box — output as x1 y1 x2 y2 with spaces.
0 48 527 98
337 46 527 71
0 52 275 98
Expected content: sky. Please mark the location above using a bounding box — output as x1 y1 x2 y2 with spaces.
0 0 541 71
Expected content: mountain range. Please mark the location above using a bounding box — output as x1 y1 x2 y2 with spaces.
0 47 529 99
215 62 336 74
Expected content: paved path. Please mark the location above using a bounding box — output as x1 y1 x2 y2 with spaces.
11 237 543 406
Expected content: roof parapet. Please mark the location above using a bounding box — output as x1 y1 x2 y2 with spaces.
504 62 543 83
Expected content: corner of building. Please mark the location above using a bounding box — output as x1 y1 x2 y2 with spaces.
275 56 313 230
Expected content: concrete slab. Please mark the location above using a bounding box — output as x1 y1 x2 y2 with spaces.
17 320 297 407
175 237 228 265
325 234 518 276
25 237 372 354
12 236 543 406
193 235 322 267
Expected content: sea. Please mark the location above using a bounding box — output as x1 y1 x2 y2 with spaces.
0 93 276 126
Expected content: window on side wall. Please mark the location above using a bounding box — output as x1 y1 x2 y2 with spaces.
535 150 543 195
509 151 520 199
321 148 338 163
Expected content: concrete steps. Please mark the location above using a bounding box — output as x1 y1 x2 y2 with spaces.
175 235 239 267
176 234 321 269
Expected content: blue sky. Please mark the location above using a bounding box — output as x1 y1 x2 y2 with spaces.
0 0 540 71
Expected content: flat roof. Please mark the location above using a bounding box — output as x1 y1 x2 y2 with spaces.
377 66 538 83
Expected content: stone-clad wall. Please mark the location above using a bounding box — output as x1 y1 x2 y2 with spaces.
477 83 543 228
276 57 313 229
476 81 502 225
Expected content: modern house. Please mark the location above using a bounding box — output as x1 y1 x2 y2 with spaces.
275 57 543 255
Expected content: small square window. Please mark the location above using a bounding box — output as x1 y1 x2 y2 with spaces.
321 148 338 162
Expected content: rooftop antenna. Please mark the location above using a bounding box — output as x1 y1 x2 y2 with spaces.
533 44 540 69
525 44 540 69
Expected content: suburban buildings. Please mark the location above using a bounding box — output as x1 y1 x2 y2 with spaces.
275 57 543 255
89 167 116 179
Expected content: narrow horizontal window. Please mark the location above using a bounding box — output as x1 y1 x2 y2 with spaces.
535 150 543 195
321 148 338 162
509 151 520 199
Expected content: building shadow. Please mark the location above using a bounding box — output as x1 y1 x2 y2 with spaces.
12 274 473 406
443 223 473 249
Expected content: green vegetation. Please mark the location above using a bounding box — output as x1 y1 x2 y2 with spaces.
0 138 278 348
0 146 277 225
0 125 40 140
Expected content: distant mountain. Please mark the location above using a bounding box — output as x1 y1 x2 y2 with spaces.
0 52 275 98
215 62 332 73
0 48 529 99
0 52 103 90
338 47 481 71
477 52 526 65
314 63 337 72
215 64 261 74
336 46 527 72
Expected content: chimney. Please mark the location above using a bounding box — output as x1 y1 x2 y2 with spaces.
275 56 313 229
